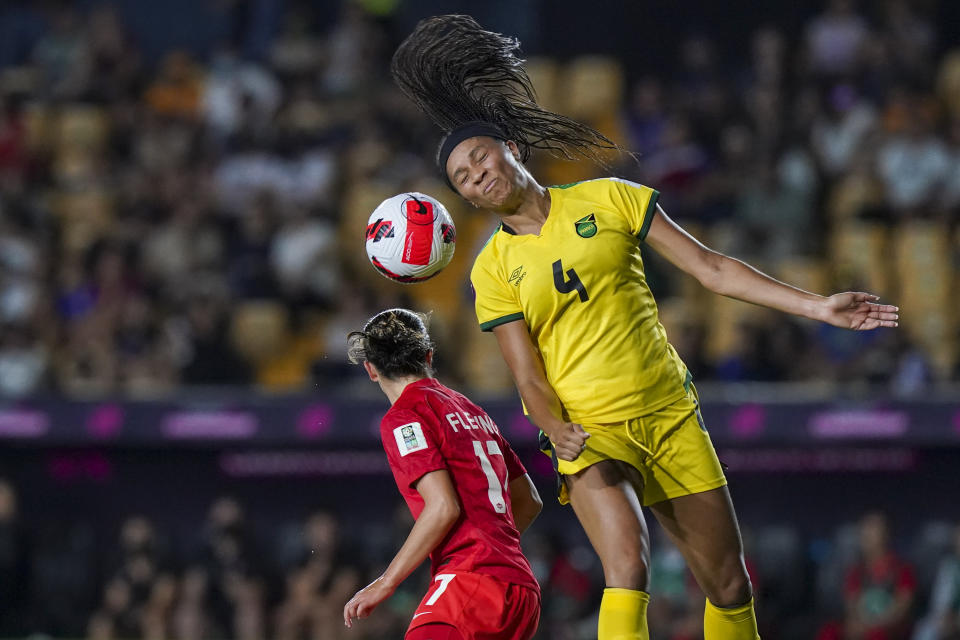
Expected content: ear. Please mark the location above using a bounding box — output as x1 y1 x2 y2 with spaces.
505 140 522 162
426 350 434 366
362 361 379 382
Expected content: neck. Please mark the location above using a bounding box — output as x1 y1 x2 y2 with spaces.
380 375 428 405
496 174 551 235
865 548 888 562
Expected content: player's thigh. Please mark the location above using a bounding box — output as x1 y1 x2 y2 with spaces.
406 623 464 640
633 389 727 507
648 485 751 603
566 459 650 587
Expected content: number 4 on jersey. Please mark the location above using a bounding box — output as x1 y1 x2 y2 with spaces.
552 259 589 302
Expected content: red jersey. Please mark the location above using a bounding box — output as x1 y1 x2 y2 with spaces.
380 378 538 591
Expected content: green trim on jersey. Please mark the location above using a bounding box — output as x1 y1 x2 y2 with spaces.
551 180 587 190
479 224 502 252
637 189 660 241
480 312 525 332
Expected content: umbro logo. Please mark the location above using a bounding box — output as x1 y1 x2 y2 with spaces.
508 266 526 287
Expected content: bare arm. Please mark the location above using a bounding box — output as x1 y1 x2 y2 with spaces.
645 205 899 329
343 470 460 628
509 473 542 534
492 320 590 461
871 586 915 631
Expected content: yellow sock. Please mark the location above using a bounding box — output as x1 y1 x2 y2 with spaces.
703 597 760 640
598 588 649 640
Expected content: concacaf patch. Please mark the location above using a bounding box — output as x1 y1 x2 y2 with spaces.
394 421 428 456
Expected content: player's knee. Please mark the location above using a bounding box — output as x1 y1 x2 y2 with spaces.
704 564 752 608
601 547 650 591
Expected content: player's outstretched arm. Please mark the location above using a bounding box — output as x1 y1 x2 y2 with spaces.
644 205 899 330
509 473 542 534
492 320 590 461
343 470 460 629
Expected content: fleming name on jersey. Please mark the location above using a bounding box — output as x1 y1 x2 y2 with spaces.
380 378 538 592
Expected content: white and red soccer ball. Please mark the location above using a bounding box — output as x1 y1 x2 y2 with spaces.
365 192 456 283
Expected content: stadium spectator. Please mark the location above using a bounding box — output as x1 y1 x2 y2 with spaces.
0 480 30 636
186 497 266 640
914 525 960 640
88 516 176 640
0 1 955 635
804 0 871 79
0 0 952 394
876 93 951 219
818 511 918 640
810 83 878 180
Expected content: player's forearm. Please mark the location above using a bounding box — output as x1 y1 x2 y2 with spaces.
873 594 914 629
380 498 460 590
514 377 566 435
509 475 542 535
512 506 539 535
705 254 825 321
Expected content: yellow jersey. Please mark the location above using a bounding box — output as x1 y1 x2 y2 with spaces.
470 178 690 423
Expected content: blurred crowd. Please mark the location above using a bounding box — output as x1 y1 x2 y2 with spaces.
0 3 958 639
0 0 958 400
2 476 960 640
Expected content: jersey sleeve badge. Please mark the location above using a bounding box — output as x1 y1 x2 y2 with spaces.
394 421 429 456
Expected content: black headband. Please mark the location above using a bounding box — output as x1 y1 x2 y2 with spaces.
436 121 508 190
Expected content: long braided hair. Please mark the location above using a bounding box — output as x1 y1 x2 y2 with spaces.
390 14 621 167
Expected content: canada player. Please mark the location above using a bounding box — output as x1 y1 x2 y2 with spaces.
342 308 542 640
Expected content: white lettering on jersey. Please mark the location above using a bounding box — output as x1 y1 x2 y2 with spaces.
445 411 501 436
445 413 461 432
393 421 428 456
476 414 497 435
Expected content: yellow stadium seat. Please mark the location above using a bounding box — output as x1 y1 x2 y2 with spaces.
53 148 102 185
523 57 562 113
704 293 765 362
826 167 884 224
22 102 55 153
893 221 955 376
774 256 830 297
56 104 109 152
936 48 960 118
828 223 893 297
564 56 624 123
53 189 115 252
229 301 290 366
257 313 327 392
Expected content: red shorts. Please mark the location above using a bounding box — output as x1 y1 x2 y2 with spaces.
405 571 540 640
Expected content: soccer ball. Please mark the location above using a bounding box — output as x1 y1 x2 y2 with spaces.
365 192 456 283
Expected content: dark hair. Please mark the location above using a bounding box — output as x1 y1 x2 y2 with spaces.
347 309 433 379
390 14 620 172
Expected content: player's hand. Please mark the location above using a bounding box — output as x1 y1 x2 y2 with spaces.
343 576 395 629
820 292 898 330
549 422 591 462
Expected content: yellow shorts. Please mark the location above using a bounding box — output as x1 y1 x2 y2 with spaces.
540 383 727 506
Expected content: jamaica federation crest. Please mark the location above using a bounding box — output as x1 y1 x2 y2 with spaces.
575 213 597 238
